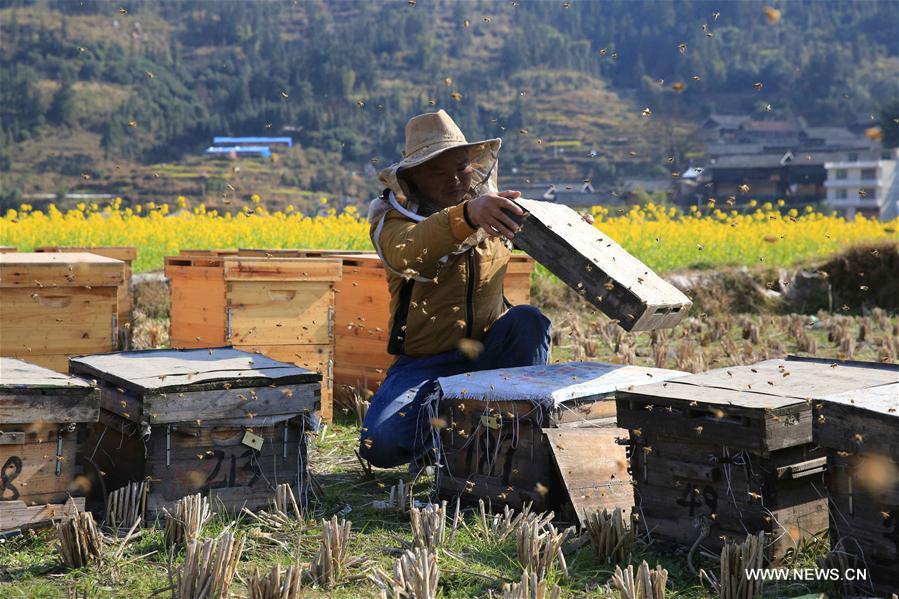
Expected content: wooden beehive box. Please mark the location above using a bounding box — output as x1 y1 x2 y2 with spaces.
814 376 899 595
0 252 123 372
505 199 691 331
0 358 99 532
616 356 898 562
203 249 390 395
70 347 320 516
435 362 687 525
165 253 341 420
35 246 136 349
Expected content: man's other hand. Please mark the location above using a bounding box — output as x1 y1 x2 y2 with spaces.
467 190 523 238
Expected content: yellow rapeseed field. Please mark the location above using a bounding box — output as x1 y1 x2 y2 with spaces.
1 197 896 273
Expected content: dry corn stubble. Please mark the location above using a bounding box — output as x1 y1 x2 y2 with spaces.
585 508 634 565
499 569 562 599
515 520 571 580
171 530 244 599
247 563 306 599
699 531 765 599
472 499 555 545
163 493 212 547
309 516 361 586
370 546 440 599
409 499 461 550
56 509 105 569
105 480 148 532
611 560 668 599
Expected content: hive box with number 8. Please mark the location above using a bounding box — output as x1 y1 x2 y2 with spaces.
1 358 99 532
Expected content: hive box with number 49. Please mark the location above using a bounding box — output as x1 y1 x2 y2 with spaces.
504 199 691 331
1 358 98 532
616 356 898 562
72 347 320 516
814 379 899 595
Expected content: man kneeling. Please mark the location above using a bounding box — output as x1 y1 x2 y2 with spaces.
359 109 552 470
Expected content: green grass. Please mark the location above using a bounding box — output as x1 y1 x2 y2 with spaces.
0 417 840 598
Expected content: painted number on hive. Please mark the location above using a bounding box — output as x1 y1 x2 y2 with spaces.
202 449 262 491
0 456 23 501
676 483 718 517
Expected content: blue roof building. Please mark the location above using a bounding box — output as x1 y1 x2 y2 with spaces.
204 145 272 157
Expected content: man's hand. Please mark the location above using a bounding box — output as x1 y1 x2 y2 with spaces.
467 190 524 238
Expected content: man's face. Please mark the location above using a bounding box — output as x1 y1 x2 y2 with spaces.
403 147 474 208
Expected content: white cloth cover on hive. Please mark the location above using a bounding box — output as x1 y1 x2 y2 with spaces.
818 382 899 417
437 361 688 408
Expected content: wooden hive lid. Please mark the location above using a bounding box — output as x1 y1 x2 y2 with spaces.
508 253 535 263
165 254 342 282
236 248 320 257
0 357 99 424
506 253 536 274
68 346 321 396
0 252 124 288
178 248 239 256
235 248 378 261
221 256 341 282
0 357 94 391
330 251 379 260
514 199 690 306
618 356 899 417
438 361 689 408
35 246 137 262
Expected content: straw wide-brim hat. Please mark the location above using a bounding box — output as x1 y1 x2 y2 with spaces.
379 109 501 200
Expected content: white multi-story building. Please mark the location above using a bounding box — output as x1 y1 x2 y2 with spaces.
824 148 899 220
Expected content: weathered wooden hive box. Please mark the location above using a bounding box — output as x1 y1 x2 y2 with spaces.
435 362 687 525
616 356 897 562
814 374 899 595
0 358 99 531
0 252 123 372
165 253 341 420
506 199 691 331
70 347 320 516
35 246 137 349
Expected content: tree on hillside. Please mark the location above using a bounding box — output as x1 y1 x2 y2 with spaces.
48 77 76 127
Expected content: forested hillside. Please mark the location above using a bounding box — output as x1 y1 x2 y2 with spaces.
1 0 897 208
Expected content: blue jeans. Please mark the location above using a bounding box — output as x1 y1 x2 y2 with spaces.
358 305 552 468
